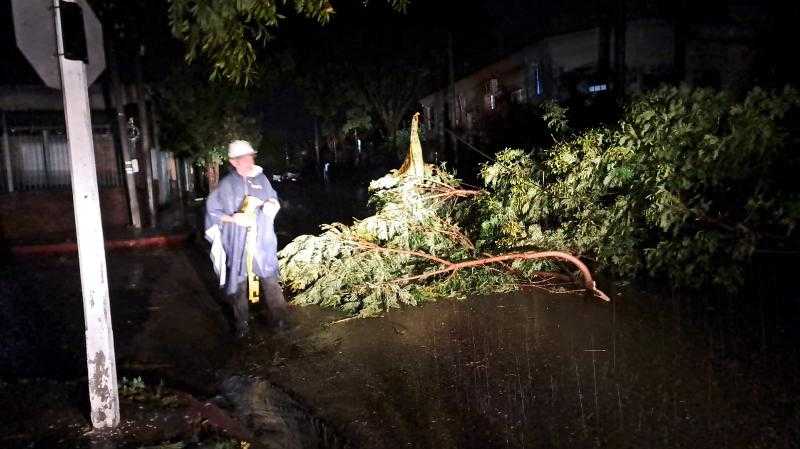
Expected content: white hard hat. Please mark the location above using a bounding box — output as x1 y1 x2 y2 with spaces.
227 140 257 159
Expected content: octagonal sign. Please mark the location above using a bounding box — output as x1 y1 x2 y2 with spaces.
11 0 105 89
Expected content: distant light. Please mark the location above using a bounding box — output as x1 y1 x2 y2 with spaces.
589 84 608 93
485 94 495 110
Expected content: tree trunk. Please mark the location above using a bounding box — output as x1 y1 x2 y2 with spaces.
206 162 219 192
106 37 141 228
397 113 424 178
135 48 157 227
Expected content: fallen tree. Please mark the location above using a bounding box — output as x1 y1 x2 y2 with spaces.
279 113 609 317
280 86 800 316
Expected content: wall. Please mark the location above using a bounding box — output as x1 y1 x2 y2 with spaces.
0 131 120 192
0 187 129 243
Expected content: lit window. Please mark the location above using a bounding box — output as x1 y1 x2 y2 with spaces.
589 83 608 93
485 94 495 111
529 64 543 97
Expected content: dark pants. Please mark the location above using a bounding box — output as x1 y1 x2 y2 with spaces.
229 275 288 333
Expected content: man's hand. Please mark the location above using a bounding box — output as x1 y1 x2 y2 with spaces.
262 198 280 216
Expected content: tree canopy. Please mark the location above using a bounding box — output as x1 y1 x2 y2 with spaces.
155 66 262 167
279 85 800 317
167 0 411 85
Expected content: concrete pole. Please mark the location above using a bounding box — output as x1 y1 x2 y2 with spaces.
134 47 157 227
106 36 141 228
2 111 14 192
53 0 119 429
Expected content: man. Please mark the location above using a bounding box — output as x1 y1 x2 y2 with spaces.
205 140 288 338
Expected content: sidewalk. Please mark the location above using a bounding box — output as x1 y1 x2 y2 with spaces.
9 200 195 256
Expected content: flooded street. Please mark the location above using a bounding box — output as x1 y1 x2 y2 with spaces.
2 180 798 448
235 287 799 449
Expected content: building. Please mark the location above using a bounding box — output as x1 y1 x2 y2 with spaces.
420 16 761 152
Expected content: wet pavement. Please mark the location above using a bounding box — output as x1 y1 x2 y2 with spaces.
1 179 799 448
232 287 800 449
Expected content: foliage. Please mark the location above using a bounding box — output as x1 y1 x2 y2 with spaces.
540 99 570 136
280 3 440 152
279 168 490 317
156 67 262 167
280 86 800 317
341 108 373 137
351 58 431 139
167 0 410 85
207 439 250 449
120 376 181 407
389 121 430 150
476 85 800 292
120 376 146 398
279 161 606 316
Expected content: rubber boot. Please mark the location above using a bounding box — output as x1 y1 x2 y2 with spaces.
231 285 250 339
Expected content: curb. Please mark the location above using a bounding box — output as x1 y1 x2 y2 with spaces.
10 233 190 256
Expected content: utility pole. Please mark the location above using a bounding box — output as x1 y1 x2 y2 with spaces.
135 46 157 227
106 36 141 228
150 103 165 205
1 111 14 192
613 0 627 101
447 32 458 166
313 117 320 169
52 0 119 428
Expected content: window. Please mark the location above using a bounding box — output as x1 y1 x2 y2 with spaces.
588 83 608 93
535 65 543 96
484 94 496 111
528 64 543 97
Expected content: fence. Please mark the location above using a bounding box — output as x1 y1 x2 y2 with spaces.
153 148 177 206
0 130 121 193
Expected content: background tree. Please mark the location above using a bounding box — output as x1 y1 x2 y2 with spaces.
285 1 442 170
155 67 263 190
167 0 411 85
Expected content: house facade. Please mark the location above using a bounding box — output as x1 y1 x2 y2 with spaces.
0 83 189 241
420 17 759 150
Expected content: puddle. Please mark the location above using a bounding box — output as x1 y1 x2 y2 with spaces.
241 290 800 449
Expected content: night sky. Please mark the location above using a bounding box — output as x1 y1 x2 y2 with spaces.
2 0 798 140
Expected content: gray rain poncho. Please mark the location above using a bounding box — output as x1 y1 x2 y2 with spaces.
204 166 280 295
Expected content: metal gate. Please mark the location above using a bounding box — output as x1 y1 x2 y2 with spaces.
0 130 121 192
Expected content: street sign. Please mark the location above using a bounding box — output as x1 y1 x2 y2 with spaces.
11 0 106 89
125 159 139 174
20 0 121 429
